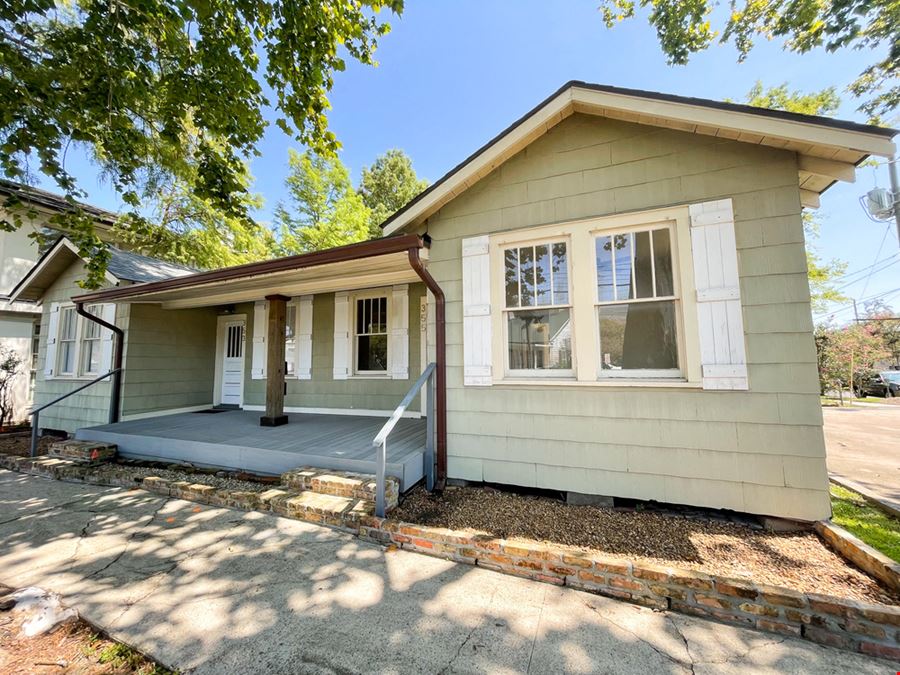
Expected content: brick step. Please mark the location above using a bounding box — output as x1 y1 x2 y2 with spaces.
280 467 399 510
49 439 117 465
264 488 375 528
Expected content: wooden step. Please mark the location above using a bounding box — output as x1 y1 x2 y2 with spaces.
281 466 399 509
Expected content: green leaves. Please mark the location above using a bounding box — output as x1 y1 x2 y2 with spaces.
275 148 370 254
596 0 898 123
358 148 427 238
1 0 403 286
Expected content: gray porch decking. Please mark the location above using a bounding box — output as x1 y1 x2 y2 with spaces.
75 410 426 490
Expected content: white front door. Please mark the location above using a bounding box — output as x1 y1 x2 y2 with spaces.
220 319 246 406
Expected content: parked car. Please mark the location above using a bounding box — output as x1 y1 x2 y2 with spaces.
854 370 900 398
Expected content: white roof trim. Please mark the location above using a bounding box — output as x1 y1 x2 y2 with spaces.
384 84 896 235
8 237 119 303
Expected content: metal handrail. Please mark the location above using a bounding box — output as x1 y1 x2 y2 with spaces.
371 362 436 517
29 368 121 457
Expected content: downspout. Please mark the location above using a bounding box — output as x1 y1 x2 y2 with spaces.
76 302 124 424
408 246 447 488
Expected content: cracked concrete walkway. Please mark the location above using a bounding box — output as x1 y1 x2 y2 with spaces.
0 470 892 674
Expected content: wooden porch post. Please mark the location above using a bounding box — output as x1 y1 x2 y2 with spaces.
260 294 289 427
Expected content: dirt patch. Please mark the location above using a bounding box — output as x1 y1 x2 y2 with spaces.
0 585 171 675
0 434 54 459
394 485 899 606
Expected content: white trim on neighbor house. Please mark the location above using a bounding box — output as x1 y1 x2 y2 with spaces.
120 404 215 422
9 237 119 303
213 313 246 407
241 404 423 419
383 83 894 236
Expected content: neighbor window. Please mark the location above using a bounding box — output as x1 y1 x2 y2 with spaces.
355 296 388 373
80 304 102 375
54 304 109 378
594 226 680 377
57 306 78 375
285 303 297 377
503 241 572 373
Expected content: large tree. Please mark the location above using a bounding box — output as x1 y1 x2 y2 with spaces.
597 0 898 122
1 0 402 286
741 82 848 312
275 149 370 254
358 149 428 238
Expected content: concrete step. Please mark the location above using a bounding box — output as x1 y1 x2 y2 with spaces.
49 439 117 465
281 466 399 510
265 488 375 528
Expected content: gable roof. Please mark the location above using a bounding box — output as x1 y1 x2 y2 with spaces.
8 237 196 303
107 247 196 283
0 178 119 228
382 81 898 235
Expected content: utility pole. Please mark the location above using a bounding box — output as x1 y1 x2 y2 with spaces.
853 298 860 323
890 156 900 245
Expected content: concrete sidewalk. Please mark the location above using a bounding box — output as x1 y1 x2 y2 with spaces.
0 470 890 674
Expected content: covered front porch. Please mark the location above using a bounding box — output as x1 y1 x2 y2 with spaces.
75 409 428 489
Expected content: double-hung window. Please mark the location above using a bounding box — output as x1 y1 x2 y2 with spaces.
57 306 78 376
503 241 573 374
594 225 680 378
355 296 388 374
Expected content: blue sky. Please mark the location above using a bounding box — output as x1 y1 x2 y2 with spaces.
39 1 899 323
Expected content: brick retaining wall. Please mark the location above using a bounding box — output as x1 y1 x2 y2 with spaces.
5 454 900 661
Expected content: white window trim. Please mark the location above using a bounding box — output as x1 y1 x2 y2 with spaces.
499 237 575 379
591 220 685 380
351 288 392 378
51 302 108 381
284 300 299 379
488 207 701 386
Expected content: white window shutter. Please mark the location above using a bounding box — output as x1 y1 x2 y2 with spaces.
390 284 409 379
462 235 493 386
99 303 116 373
333 292 350 380
297 295 313 380
251 300 267 379
689 198 749 390
44 302 60 378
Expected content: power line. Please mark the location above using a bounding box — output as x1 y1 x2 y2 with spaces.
814 285 900 320
859 223 893 299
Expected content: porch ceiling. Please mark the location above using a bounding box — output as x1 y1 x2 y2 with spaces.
73 235 427 309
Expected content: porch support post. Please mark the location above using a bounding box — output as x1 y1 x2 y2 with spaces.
261 294 289 427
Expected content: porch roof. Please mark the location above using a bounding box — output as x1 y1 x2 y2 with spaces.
73 234 428 309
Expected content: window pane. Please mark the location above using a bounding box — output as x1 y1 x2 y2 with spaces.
376 297 387 333
598 300 678 371
535 244 551 306
357 334 388 371
653 229 674 297
552 243 568 304
507 308 572 370
285 341 296 375
519 246 535 306
285 305 296 340
60 308 76 340
595 236 615 302
633 230 654 298
82 340 100 374
613 233 634 301
60 342 75 374
504 248 519 307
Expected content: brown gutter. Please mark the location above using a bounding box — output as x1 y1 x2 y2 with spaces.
76 302 124 424
73 234 425 303
408 246 447 488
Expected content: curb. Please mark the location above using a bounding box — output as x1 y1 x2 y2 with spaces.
830 475 900 520
816 521 900 592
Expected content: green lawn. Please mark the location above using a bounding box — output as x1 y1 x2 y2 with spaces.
821 396 889 407
830 484 900 562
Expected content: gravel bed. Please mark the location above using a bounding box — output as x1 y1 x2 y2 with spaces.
394 485 900 606
114 465 273 493
0 433 54 458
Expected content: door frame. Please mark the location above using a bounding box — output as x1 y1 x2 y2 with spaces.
214 313 247 407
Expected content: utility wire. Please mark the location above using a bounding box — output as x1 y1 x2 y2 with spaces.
859 223 893 300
